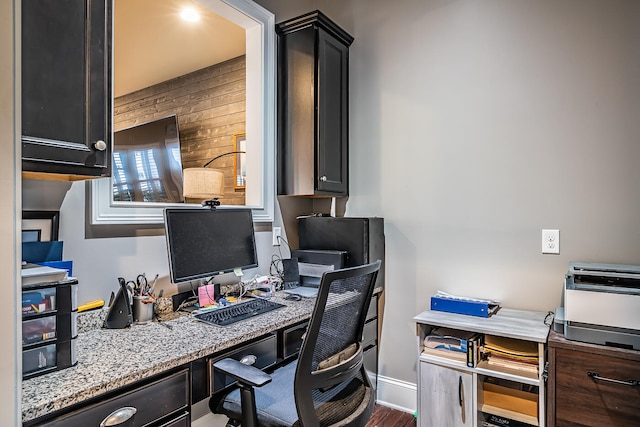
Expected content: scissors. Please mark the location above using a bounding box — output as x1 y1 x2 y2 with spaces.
123 280 137 296
136 274 148 296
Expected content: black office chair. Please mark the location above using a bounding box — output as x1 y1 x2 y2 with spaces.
209 260 381 427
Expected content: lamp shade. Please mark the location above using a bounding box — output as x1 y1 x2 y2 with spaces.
183 167 224 200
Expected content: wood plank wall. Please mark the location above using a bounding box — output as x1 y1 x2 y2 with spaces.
113 55 246 205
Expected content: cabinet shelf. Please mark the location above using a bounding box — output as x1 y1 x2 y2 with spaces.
481 404 539 426
419 353 541 387
476 362 540 386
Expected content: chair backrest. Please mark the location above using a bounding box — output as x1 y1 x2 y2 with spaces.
293 260 381 427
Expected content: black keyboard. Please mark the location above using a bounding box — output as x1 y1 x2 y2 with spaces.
193 298 285 327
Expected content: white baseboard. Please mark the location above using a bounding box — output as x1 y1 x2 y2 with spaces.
375 374 417 414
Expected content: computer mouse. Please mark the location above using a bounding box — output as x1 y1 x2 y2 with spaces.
284 294 302 301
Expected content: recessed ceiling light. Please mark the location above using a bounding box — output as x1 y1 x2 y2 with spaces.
180 7 200 22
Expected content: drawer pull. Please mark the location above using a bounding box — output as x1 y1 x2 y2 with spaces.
587 371 640 387
240 355 257 365
100 406 137 426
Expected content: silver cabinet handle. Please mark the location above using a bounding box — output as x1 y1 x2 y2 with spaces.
320 175 327 182
94 140 107 151
587 371 640 386
240 354 257 365
458 376 465 423
100 406 137 426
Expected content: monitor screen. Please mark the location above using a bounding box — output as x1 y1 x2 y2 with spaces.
164 208 258 283
113 114 184 203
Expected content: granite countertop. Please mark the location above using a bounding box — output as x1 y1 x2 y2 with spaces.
22 294 316 423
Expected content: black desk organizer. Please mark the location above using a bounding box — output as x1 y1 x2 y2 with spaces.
22 279 78 379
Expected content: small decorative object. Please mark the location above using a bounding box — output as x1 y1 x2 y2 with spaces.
154 297 180 321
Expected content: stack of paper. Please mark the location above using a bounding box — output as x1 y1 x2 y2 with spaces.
484 335 538 374
21 264 68 287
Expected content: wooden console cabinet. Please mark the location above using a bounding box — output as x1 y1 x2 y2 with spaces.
546 330 640 426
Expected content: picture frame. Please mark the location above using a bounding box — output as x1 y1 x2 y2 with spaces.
22 211 60 242
234 132 247 189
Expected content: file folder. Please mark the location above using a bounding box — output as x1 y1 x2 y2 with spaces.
430 295 499 318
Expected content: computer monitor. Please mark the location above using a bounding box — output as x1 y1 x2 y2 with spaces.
164 208 258 283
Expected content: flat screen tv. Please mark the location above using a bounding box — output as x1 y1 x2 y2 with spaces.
164 208 258 283
113 114 184 203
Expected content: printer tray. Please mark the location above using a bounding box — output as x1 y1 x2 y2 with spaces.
565 321 640 350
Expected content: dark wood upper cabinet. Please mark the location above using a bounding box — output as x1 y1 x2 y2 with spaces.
22 0 112 179
277 11 353 197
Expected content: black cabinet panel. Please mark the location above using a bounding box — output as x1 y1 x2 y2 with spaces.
279 321 309 360
190 358 209 404
22 0 112 177
277 11 353 197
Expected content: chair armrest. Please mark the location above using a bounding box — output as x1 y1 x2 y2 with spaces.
213 358 272 387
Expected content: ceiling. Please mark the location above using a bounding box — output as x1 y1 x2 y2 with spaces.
114 0 246 97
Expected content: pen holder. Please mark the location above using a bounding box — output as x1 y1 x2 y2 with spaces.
132 296 153 323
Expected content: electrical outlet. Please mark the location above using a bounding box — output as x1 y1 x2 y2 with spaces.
542 229 560 254
272 227 282 246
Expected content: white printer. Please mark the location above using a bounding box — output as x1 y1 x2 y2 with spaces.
563 262 640 350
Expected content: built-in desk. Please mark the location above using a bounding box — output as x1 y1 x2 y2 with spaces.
22 294 316 425
22 289 382 425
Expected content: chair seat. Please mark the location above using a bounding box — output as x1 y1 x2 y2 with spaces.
218 359 372 427
219 360 299 426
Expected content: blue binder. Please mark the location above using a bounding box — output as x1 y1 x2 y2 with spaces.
430 295 499 318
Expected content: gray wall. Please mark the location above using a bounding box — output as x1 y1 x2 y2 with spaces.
257 0 640 390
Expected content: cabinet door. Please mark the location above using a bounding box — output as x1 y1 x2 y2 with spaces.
419 362 473 427
277 11 352 197
22 0 111 177
316 28 349 195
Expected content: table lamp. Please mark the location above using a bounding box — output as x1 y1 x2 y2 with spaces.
182 151 245 208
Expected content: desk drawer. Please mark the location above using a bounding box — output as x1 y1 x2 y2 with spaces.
553 347 640 426
209 334 277 393
36 369 189 426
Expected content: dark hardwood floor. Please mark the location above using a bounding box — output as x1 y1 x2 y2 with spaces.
366 404 416 427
